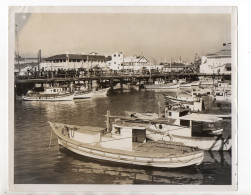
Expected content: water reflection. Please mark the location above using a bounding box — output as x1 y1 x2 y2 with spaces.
54 148 203 184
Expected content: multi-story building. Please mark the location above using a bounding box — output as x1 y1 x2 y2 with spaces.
107 52 148 71
200 44 231 74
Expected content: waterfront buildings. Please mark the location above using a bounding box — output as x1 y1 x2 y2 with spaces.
200 44 231 74
107 52 148 71
39 53 111 71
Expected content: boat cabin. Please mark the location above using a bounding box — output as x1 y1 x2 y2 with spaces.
101 121 147 151
43 87 64 94
164 106 223 136
64 125 105 144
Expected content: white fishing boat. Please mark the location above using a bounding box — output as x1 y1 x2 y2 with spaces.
123 105 231 150
73 87 110 99
92 87 110 97
164 94 200 103
22 87 74 101
145 83 180 90
73 90 93 99
48 118 204 168
125 111 160 120
146 122 231 151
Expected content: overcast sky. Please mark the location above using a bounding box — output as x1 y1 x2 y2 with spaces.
15 13 231 63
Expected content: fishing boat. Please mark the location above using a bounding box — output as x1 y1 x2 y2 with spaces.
164 94 200 103
125 111 160 120
73 90 93 99
22 87 74 101
73 87 110 99
124 105 231 150
48 116 204 168
145 83 180 90
146 122 231 151
92 87 110 97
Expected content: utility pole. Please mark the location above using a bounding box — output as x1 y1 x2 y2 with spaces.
37 49 41 75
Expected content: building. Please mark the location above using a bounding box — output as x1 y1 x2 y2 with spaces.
200 44 231 74
39 53 111 71
107 52 148 71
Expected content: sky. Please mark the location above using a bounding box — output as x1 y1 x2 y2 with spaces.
15 13 231 63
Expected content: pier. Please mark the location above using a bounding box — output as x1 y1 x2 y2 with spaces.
14 72 231 96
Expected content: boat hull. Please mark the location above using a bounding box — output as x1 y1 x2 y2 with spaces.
57 137 204 168
73 91 93 99
146 131 231 151
22 93 74 101
145 84 180 90
92 88 110 97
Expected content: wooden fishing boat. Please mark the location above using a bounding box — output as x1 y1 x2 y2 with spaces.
22 87 74 101
92 87 110 97
123 106 231 150
146 123 231 151
73 90 93 99
48 119 204 168
145 83 180 90
73 87 110 99
164 94 200 103
125 111 160 120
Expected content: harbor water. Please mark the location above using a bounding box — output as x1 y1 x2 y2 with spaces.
14 89 232 184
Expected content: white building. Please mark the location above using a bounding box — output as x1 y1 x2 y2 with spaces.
39 53 111 71
107 52 148 71
200 45 231 74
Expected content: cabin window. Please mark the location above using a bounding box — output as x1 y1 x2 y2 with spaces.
180 120 190 127
114 127 121 134
132 129 146 143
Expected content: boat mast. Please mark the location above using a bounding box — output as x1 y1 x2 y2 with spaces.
106 110 110 132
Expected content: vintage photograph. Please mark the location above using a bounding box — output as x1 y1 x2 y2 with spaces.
10 6 237 189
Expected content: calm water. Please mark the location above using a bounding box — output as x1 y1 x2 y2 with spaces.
14 89 232 184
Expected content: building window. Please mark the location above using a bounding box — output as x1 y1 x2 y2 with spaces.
114 54 116 57
114 62 116 64
118 54 120 57
169 112 172 116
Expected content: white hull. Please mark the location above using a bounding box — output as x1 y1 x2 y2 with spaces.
145 84 180 90
57 138 203 168
92 88 110 97
165 95 198 102
146 131 231 151
22 93 74 101
74 91 93 99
